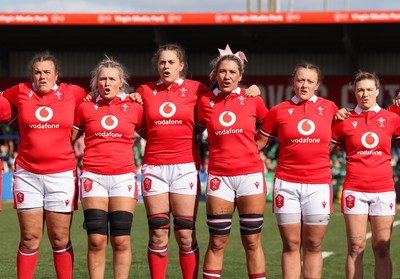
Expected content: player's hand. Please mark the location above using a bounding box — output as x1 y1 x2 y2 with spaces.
129 93 143 105
393 91 400 107
335 108 350 121
83 92 96 102
244 84 261 97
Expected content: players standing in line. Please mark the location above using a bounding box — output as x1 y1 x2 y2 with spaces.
257 62 338 279
197 45 268 279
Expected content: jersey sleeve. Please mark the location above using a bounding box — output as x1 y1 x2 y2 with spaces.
0 95 17 124
133 102 146 133
2 84 20 107
195 95 207 128
259 106 278 138
73 102 86 131
394 114 400 140
387 104 400 116
255 96 269 124
331 119 344 145
68 84 88 108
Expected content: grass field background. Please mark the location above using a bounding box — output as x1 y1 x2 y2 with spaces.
0 201 400 278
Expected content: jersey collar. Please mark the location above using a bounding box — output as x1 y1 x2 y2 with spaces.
156 78 184 87
354 104 381 114
32 83 59 93
212 87 241 97
95 92 127 103
291 94 317 104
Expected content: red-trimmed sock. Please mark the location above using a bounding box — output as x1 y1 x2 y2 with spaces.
248 272 266 279
179 243 199 279
148 244 168 279
203 268 222 279
17 243 39 279
53 241 74 279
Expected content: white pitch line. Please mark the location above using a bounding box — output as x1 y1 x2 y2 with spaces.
323 220 400 259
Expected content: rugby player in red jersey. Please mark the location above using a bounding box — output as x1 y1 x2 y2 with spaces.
257 62 338 279
197 45 268 279
331 71 400 279
73 56 145 278
2 51 87 279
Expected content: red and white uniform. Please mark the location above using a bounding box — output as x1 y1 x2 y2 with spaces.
332 105 400 193
0 95 17 211
197 87 268 176
137 78 207 166
259 95 338 184
3 82 87 174
74 93 144 175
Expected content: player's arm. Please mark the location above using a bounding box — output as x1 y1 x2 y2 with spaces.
256 131 273 151
71 128 84 145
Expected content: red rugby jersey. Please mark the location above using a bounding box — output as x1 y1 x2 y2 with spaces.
196 87 268 176
74 94 144 175
259 95 338 184
3 82 87 174
332 105 400 192
137 78 207 165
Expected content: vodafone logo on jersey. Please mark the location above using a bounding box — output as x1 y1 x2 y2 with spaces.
35 106 53 122
290 119 321 144
159 102 176 118
297 119 315 136
361 132 379 149
29 106 60 129
101 115 118 130
214 111 243 136
219 111 236 127
154 102 183 125
357 132 382 156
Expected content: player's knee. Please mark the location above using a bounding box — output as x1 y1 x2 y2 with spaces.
83 209 108 235
148 212 170 230
206 214 232 236
239 214 264 235
173 216 196 231
109 211 133 236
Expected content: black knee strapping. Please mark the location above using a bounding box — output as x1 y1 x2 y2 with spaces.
206 214 232 236
83 209 108 235
148 212 170 230
109 211 133 236
173 216 195 231
239 214 264 235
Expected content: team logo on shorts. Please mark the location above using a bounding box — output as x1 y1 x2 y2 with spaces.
361 132 379 149
275 194 284 208
16 192 24 203
143 177 152 192
83 178 93 192
209 177 221 191
345 194 355 209
219 111 236 127
297 119 315 136
159 102 176 118
101 115 118 130
35 106 53 122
